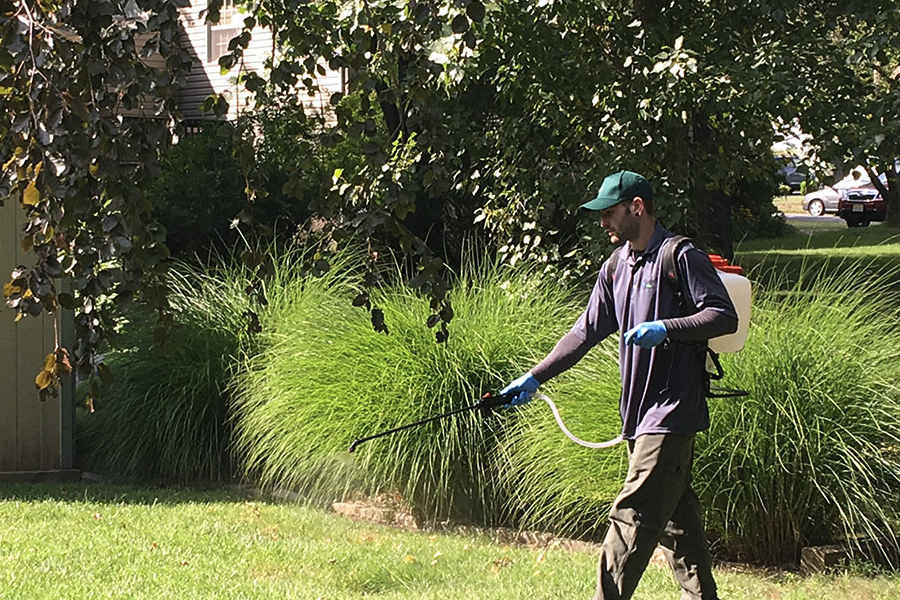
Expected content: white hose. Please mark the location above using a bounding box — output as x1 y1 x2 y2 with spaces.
534 393 624 449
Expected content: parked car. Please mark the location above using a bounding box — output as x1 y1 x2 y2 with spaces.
802 169 884 217
837 187 886 227
776 157 805 193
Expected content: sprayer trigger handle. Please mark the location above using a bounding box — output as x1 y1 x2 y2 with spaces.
479 392 515 410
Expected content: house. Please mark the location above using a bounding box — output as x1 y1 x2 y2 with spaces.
175 0 345 122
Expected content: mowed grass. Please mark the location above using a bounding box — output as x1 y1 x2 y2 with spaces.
1 484 899 600
737 221 900 288
773 194 806 215
739 216 900 256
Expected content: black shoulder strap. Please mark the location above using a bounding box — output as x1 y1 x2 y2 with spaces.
658 235 731 389
659 234 692 305
606 235 691 293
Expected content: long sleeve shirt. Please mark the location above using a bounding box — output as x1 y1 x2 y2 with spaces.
531 224 738 439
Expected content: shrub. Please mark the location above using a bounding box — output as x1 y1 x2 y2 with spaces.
148 124 248 258
148 120 319 261
78 241 900 568
230 254 582 524
76 259 253 482
494 347 627 537
696 258 900 564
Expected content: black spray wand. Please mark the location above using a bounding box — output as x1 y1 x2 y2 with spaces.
347 392 514 453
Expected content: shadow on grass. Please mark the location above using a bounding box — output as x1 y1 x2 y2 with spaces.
736 223 900 290
0 482 253 506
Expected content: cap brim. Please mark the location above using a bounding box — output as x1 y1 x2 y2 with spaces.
580 196 621 211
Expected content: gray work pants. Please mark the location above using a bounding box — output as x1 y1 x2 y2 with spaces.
592 433 718 600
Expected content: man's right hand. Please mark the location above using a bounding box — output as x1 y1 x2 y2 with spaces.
500 373 540 407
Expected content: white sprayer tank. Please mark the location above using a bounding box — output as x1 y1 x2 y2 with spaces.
707 255 751 353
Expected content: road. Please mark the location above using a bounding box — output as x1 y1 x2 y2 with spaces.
784 213 843 225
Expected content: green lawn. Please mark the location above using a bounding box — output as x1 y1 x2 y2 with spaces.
1 484 898 599
773 194 806 215
740 221 900 253
736 220 900 289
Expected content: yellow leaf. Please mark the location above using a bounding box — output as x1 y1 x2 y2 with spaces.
2 281 21 297
404 555 416 563
33 161 42 178
43 352 56 371
22 181 40 206
35 369 54 391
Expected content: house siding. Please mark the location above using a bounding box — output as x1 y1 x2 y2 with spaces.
177 1 344 121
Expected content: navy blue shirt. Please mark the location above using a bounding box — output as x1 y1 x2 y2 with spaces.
532 224 738 439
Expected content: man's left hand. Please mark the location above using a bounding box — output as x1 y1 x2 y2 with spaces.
623 321 667 348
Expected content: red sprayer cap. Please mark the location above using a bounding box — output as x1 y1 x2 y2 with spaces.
708 255 744 275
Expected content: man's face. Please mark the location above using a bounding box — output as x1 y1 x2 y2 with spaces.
599 199 640 244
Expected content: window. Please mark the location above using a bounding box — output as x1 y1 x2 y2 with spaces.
207 0 241 64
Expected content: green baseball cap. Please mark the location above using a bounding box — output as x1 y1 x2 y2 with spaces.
581 170 653 211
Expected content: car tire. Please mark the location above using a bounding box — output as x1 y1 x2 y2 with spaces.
807 199 825 217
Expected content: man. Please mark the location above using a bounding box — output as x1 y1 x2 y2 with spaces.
501 170 737 600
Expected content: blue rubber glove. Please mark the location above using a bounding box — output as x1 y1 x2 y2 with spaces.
500 373 540 407
623 320 668 348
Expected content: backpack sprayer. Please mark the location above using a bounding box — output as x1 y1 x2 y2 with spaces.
704 253 752 398
349 249 752 453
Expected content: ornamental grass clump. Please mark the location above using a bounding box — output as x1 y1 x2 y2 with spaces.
230 255 582 524
494 347 627 537
77 244 359 483
77 259 253 482
696 257 900 565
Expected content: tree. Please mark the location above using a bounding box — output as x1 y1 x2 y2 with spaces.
6 0 899 394
783 1 900 226
1 0 192 399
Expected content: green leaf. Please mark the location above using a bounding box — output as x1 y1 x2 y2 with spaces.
451 14 469 34
466 1 486 23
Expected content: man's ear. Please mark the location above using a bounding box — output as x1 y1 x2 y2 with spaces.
631 196 645 217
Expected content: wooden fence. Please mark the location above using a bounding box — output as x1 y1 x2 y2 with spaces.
0 199 76 481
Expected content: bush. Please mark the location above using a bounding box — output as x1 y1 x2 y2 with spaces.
696 258 900 564
230 254 582 524
148 120 319 260
731 175 796 241
494 348 627 537
79 242 900 567
76 258 254 482
148 124 248 258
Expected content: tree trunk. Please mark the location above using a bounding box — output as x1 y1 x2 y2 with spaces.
884 171 900 228
864 164 900 228
690 116 735 259
694 189 735 260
